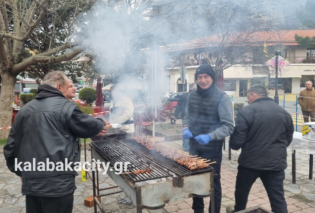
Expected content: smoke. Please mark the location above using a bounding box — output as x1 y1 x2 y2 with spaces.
73 0 307 106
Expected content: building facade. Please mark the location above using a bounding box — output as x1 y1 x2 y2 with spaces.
164 30 315 97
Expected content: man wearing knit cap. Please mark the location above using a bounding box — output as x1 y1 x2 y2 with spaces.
183 64 234 213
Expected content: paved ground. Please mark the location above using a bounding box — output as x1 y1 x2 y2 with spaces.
0 137 315 213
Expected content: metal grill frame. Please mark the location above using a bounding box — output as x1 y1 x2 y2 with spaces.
89 138 215 213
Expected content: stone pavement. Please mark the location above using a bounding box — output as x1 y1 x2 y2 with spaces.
0 138 315 213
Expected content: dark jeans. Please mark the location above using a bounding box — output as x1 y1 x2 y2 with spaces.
302 111 315 122
183 138 190 151
234 166 287 213
26 193 74 213
190 149 222 213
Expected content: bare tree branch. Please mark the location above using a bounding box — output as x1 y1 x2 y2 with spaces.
36 42 78 57
12 46 83 73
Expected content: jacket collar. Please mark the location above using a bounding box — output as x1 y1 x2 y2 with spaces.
35 85 66 99
252 97 274 104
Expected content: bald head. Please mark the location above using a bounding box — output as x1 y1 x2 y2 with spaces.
306 81 313 90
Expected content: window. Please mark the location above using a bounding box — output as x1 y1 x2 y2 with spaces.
223 80 236 91
307 49 315 62
300 76 315 87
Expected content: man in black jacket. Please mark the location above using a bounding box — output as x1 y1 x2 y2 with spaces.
174 83 196 151
4 71 108 213
228 84 294 213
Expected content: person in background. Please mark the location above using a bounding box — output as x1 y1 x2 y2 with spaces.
65 80 76 100
4 71 108 213
183 64 234 213
174 83 196 151
227 84 293 213
109 84 135 138
298 80 315 122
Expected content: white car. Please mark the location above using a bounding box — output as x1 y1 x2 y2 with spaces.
164 91 173 98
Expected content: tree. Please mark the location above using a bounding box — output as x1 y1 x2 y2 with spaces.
0 0 93 138
164 0 278 89
296 0 315 29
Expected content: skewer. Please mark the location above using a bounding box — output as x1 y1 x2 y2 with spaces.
122 172 133 175
208 161 217 165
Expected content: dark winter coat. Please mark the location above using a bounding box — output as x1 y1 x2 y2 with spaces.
229 97 294 171
174 92 190 119
4 85 105 196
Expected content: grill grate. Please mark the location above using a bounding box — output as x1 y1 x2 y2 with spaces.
122 139 213 177
91 139 172 182
90 138 213 183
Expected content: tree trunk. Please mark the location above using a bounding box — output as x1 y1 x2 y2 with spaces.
0 72 16 139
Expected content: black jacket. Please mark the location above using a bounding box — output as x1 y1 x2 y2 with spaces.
4 85 105 196
174 92 189 119
229 97 294 171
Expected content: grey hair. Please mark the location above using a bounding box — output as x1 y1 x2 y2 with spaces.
42 71 67 88
247 84 267 97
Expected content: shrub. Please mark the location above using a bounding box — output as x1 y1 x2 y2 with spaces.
79 88 97 106
75 102 94 115
30 89 38 96
19 93 34 106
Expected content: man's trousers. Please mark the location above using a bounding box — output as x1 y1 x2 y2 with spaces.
26 193 74 213
190 149 222 213
234 166 287 213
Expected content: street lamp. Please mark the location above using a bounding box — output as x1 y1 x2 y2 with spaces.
274 50 281 104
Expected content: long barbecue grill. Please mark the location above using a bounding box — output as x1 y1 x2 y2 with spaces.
90 138 215 213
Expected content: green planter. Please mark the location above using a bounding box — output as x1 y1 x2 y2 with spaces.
19 93 34 106
79 88 97 106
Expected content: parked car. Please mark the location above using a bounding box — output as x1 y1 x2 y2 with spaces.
168 92 184 102
102 90 112 102
163 92 184 111
74 84 84 92
164 91 173 98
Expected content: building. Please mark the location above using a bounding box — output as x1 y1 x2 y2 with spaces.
163 30 315 97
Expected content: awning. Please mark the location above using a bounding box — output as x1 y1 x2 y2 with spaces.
223 66 253 78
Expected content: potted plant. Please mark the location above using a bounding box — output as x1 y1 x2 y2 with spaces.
79 88 104 113
79 88 97 106
19 93 34 106
75 102 94 115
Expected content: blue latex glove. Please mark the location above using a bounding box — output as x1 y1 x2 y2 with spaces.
194 134 211 145
182 128 193 139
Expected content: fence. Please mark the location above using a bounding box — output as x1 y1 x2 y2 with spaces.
278 93 315 131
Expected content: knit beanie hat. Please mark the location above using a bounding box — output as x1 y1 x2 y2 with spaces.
195 64 216 81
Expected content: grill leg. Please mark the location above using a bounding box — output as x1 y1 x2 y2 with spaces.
292 150 296 184
310 154 313 180
136 187 142 213
84 138 87 162
228 144 231 161
91 151 97 213
210 171 215 213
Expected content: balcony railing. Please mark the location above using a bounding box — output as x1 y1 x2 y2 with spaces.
286 56 315 64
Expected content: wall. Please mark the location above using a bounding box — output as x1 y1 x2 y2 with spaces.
292 78 301 94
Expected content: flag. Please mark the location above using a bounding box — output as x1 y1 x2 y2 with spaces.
263 42 268 58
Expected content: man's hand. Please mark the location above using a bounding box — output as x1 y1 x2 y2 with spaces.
96 128 108 137
194 134 211 145
183 128 193 139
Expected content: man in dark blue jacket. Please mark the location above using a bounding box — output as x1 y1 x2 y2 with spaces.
228 84 294 213
174 83 196 151
4 71 108 213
